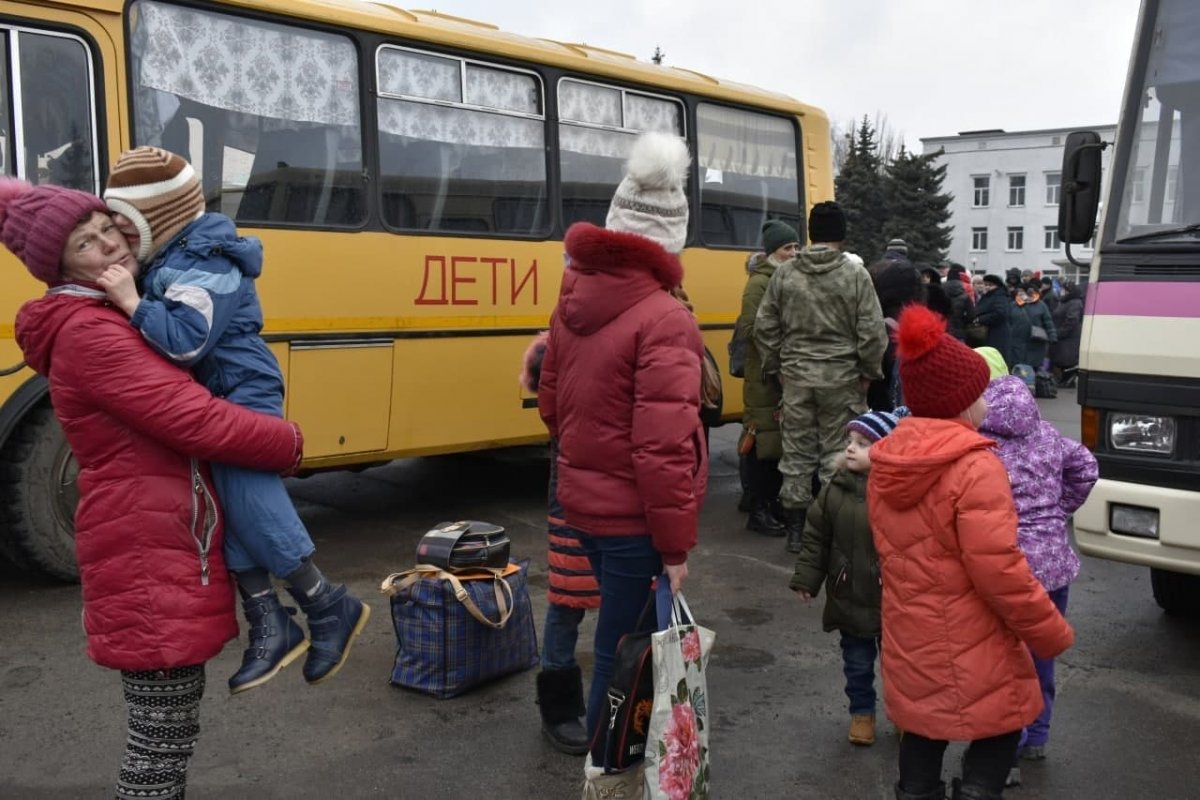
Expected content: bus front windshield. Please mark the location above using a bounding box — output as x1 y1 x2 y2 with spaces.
1113 0 1200 243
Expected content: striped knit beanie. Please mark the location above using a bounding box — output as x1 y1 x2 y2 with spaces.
104 147 205 263
847 408 905 444
0 179 107 284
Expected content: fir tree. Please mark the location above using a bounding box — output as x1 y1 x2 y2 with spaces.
833 116 887 265
882 147 954 265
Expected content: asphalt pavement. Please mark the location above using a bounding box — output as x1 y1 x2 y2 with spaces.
2 386 1199 798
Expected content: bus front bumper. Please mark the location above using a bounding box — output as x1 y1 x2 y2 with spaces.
1075 478 1200 576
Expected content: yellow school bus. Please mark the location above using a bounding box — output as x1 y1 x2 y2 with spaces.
0 0 833 579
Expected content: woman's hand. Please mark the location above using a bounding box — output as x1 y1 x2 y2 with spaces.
795 589 812 602
664 561 688 594
96 264 140 317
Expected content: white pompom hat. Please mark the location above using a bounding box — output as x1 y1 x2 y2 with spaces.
605 132 691 253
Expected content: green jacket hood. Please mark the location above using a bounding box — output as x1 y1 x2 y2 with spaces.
794 245 849 275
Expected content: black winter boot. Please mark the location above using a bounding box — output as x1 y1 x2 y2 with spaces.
228 593 309 695
895 781 947 800
536 666 589 755
287 583 371 685
747 505 786 536
784 506 808 553
951 777 1003 800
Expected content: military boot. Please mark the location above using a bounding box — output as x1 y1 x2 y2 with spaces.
784 506 808 553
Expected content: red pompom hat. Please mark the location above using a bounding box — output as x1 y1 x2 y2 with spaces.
896 304 990 418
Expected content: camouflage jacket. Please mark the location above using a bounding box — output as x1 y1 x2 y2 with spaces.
753 245 887 386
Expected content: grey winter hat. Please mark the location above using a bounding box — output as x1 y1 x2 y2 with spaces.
886 238 909 255
606 132 691 253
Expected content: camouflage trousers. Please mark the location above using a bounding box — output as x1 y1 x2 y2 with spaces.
777 381 867 509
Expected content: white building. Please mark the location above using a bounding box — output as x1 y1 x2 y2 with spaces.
921 125 1116 281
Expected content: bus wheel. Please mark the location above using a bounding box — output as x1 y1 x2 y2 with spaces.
0 403 79 581
1150 568 1200 618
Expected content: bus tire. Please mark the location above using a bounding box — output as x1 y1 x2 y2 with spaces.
1150 567 1200 618
0 402 79 581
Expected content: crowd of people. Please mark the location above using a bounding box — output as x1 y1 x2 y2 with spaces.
4 129 1095 799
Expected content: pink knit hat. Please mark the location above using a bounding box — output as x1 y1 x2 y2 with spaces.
0 178 108 285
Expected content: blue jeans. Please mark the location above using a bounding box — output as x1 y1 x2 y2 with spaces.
577 533 662 740
1021 585 1070 748
840 631 879 716
542 602 586 672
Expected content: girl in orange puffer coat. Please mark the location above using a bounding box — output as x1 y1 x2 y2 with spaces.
867 305 1074 800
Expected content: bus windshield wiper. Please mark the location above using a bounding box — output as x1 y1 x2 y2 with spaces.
1117 223 1200 243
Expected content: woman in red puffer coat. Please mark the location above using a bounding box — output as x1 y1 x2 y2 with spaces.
3 179 301 800
537 132 707 742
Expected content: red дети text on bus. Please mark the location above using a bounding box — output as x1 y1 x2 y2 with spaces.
415 255 539 306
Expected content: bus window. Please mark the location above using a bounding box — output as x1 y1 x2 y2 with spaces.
128 0 365 227
15 31 97 191
697 104 801 247
558 79 684 229
377 47 548 236
0 35 10 177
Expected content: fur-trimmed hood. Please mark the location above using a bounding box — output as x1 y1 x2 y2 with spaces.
559 222 684 336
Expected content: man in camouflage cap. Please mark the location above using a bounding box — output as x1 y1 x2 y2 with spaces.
754 201 887 552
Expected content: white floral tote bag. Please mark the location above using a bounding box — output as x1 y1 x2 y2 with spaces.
644 592 715 800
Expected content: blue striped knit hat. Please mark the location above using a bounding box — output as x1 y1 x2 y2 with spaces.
847 407 908 443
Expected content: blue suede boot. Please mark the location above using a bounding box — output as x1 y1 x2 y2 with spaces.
288 583 371 685
228 593 309 695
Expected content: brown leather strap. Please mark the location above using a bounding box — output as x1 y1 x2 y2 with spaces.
380 565 514 630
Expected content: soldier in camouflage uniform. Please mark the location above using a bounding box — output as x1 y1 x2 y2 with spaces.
754 202 887 552
738 219 800 536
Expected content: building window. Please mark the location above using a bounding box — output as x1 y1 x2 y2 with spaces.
1006 226 1024 251
972 176 990 207
1045 172 1061 205
1132 167 1146 203
1008 174 1026 207
971 227 988 251
1043 226 1061 250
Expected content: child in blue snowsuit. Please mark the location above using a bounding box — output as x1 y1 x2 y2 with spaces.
98 146 369 694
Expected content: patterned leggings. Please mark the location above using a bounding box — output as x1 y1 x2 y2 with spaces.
116 665 206 800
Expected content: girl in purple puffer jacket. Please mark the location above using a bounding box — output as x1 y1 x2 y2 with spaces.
979 375 1098 771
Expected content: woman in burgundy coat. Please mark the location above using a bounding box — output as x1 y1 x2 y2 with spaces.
3 179 301 799
538 133 707 741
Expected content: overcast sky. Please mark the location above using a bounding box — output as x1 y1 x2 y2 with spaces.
409 0 1141 151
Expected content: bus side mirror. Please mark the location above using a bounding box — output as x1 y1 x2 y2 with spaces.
1058 131 1104 244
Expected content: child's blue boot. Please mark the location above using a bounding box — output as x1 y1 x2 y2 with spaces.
228 593 309 694
288 583 371 685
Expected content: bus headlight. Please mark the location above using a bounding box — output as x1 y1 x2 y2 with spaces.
1109 414 1176 455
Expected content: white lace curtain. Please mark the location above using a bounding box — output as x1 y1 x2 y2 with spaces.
132 1 359 127
697 104 797 180
376 48 543 149
558 80 682 159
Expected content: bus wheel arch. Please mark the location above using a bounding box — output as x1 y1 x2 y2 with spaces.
0 383 79 582
1150 568 1200 618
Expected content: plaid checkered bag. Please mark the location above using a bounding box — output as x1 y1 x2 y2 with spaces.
380 560 539 698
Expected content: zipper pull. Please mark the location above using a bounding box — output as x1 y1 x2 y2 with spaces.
607 690 624 730
200 553 210 586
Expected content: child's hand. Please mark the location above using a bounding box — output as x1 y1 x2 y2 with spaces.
97 264 140 317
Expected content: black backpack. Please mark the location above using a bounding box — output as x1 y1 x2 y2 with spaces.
727 320 748 378
589 595 657 773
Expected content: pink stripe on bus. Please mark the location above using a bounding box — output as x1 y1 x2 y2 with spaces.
1085 281 1200 317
